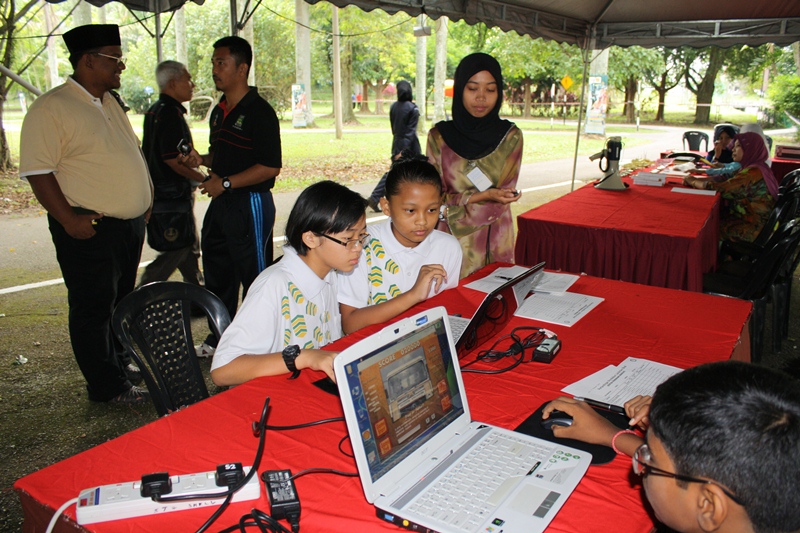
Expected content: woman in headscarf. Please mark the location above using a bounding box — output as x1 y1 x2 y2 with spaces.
427 53 522 278
684 132 778 243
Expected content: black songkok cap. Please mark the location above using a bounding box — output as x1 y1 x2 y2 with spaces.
63 24 121 60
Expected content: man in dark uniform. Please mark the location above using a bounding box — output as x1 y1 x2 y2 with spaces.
20 25 152 403
140 60 205 287
181 36 281 356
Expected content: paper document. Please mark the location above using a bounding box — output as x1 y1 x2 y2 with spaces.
562 357 682 408
464 265 530 293
514 291 603 327
531 272 579 293
671 187 717 196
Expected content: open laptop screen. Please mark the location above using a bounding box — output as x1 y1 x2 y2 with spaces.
341 316 464 484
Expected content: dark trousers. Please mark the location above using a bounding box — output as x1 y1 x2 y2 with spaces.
49 213 145 401
369 172 389 203
139 196 203 287
201 191 274 342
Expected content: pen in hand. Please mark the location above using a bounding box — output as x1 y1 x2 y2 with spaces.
574 397 626 415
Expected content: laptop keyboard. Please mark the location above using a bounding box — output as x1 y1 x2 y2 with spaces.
406 432 554 532
448 315 470 343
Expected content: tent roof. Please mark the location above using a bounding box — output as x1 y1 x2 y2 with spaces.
306 0 800 48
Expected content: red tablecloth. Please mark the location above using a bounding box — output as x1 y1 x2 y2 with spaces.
515 182 720 292
771 156 800 182
15 267 751 533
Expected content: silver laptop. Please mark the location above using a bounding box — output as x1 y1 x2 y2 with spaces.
450 262 545 357
334 306 591 533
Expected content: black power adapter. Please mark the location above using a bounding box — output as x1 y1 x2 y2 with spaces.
263 469 301 532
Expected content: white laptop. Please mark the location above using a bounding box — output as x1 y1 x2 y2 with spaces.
334 306 591 533
450 262 545 357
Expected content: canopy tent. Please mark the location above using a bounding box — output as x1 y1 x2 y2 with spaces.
305 0 800 49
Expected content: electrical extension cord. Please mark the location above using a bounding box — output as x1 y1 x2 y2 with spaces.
75 466 260 524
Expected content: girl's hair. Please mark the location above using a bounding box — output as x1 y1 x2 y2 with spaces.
285 180 366 255
384 153 443 199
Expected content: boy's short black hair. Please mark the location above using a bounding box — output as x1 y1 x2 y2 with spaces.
650 361 800 533
213 36 252 74
285 180 366 255
384 153 442 199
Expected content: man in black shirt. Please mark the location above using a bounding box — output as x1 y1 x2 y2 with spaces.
140 60 205 287
181 36 281 354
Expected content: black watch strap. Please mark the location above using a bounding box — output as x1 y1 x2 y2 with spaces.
282 344 301 380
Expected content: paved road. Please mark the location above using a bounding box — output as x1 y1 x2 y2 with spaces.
0 123 687 291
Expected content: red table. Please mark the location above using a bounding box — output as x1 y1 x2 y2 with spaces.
15 266 751 533
515 181 720 292
770 156 800 182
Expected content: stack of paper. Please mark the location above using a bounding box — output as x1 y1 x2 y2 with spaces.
633 173 666 186
562 357 682 409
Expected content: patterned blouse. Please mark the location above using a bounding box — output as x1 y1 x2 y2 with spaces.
427 125 523 278
711 166 776 243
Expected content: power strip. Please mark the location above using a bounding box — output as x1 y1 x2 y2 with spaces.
75 466 261 524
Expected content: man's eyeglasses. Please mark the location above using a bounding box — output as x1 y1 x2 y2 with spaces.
318 233 370 250
93 53 126 66
632 444 744 506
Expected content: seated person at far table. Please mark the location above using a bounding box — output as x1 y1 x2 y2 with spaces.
543 360 800 533
210 181 368 386
684 132 778 243
696 125 740 181
337 156 462 334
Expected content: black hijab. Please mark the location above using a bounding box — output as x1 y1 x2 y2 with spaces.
436 53 514 160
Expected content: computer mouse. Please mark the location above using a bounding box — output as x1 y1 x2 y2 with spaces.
540 410 574 430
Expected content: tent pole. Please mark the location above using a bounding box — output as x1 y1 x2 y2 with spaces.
155 12 163 64
230 0 239 35
569 40 592 192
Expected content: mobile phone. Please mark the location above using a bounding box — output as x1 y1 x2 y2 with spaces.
177 138 192 156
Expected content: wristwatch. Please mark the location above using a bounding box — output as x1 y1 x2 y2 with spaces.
221 176 232 191
282 344 301 379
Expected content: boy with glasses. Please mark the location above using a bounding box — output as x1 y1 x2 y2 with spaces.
544 361 800 533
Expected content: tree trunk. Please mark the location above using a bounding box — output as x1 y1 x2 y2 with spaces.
415 14 427 134
523 78 531 118
693 47 726 124
374 81 387 115
433 16 448 124
794 42 800 76
655 72 667 122
624 77 637 123
294 0 314 126
341 38 356 123
360 81 371 114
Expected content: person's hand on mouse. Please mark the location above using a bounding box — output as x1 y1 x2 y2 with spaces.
624 395 651 431
543 397 619 446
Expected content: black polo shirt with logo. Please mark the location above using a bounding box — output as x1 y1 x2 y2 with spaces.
143 94 194 201
209 87 281 193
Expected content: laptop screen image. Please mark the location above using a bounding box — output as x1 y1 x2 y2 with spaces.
340 316 465 484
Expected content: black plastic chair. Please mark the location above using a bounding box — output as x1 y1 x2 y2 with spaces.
779 169 800 194
683 131 709 152
112 282 231 416
769 225 800 351
704 224 800 362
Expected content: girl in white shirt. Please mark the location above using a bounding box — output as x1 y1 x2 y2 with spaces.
211 180 368 386
338 157 463 334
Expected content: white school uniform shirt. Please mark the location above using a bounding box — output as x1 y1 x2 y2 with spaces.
337 218 463 308
211 245 342 372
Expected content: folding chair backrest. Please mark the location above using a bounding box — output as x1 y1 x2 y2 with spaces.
112 282 231 416
683 131 709 152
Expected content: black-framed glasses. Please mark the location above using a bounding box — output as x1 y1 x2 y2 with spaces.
633 444 744 506
93 53 126 66
318 233 370 250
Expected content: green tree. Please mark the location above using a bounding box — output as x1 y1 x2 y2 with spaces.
684 46 729 124
642 47 686 122
609 46 660 123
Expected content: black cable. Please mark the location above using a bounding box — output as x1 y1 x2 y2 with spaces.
288 468 358 480
337 434 353 458
461 327 552 374
194 492 233 533
263 417 344 431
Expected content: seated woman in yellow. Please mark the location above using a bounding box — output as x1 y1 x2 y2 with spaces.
683 131 778 243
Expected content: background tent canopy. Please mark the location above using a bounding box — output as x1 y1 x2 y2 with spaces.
307 0 800 49
45 0 204 14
